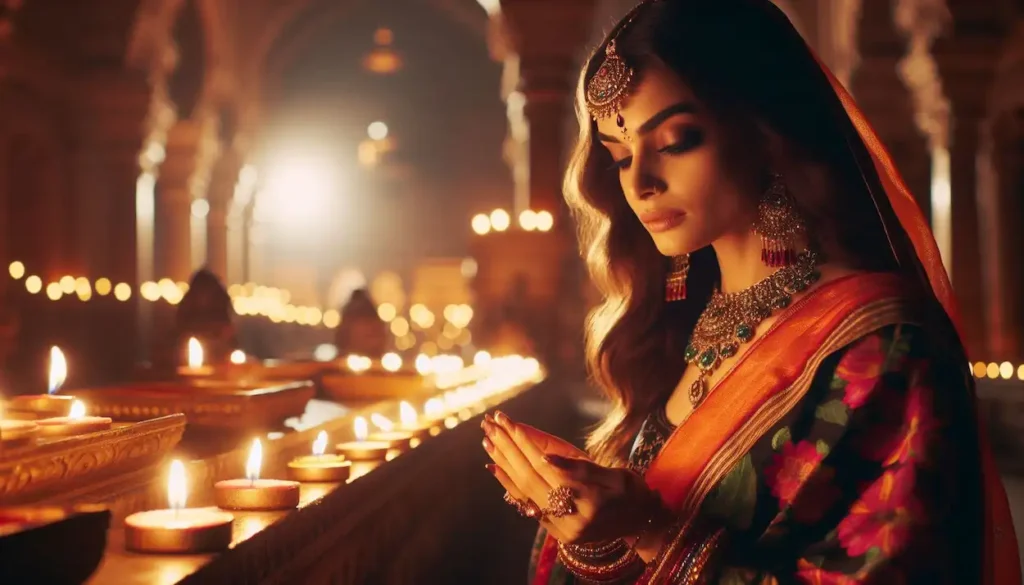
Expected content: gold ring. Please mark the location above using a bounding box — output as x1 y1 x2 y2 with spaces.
503 491 537 518
542 486 577 518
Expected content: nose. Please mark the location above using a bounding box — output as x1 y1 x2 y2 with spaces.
623 159 665 202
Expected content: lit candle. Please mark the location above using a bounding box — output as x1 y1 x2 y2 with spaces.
287 430 351 482
125 460 234 553
367 413 413 452
6 347 75 417
335 416 391 461
345 355 372 373
395 400 435 439
35 400 112 438
177 337 214 377
229 350 247 365
214 438 301 511
381 352 402 373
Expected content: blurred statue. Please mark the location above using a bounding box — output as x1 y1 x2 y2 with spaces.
334 288 389 358
175 269 237 365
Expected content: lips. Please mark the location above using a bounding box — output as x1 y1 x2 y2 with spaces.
638 209 685 233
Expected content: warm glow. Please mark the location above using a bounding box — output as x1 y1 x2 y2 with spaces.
536 210 554 232
25 275 42 294
381 352 402 372
368 121 389 141
1000 361 1014 380
490 209 510 231
245 438 262 482
68 400 86 419
519 210 538 231
187 337 204 369
312 430 328 457
474 350 492 366
471 213 491 235
424 398 444 419
415 353 432 375
113 282 132 301
371 413 394 432
94 278 112 296
346 354 372 373
48 346 67 394
323 309 341 328
8 261 24 279
354 416 369 441
399 401 417 427
168 459 187 510
230 349 246 365
377 303 397 321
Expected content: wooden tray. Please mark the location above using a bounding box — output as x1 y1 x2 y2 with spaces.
321 371 430 402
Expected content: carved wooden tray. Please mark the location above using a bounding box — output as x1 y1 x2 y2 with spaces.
320 371 430 402
0 415 186 505
70 380 316 430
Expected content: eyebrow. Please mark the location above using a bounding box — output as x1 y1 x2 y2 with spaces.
596 102 697 143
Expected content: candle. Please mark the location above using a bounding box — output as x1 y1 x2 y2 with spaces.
287 430 351 482
367 413 413 452
335 416 391 461
125 460 234 553
229 350 246 365
397 400 436 440
177 337 214 377
215 438 300 511
6 346 75 417
35 400 112 438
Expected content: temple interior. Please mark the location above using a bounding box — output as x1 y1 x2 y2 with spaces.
1 0 1023 583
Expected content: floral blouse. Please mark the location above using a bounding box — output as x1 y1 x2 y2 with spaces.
529 323 984 584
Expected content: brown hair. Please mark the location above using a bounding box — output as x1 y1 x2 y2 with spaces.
566 0 899 464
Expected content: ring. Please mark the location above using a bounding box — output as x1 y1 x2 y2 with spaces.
541 486 577 518
504 491 539 518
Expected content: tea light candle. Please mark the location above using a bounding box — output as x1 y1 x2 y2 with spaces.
125 460 234 554
215 438 301 511
6 346 75 417
336 416 391 461
367 413 413 452
35 400 112 438
287 430 350 482
397 400 436 440
177 337 214 377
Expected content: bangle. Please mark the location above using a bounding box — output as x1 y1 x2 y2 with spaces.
557 540 645 583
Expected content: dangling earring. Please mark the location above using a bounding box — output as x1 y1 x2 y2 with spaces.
754 173 806 267
665 254 689 302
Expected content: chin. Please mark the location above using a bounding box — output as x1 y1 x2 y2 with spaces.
650 232 698 258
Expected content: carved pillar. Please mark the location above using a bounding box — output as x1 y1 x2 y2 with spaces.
74 72 156 377
933 27 1004 357
156 121 202 282
206 149 242 280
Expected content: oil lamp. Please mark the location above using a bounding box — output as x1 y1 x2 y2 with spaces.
7 347 75 417
287 430 350 482
335 416 391 461
35 400 111 438
214 439 301 511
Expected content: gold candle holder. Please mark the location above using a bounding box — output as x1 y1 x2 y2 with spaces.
124 508 233 554
334 440 391 461
213 438 300 511
287 430 350 482
6 394 75 418
34 400 111 438
125 459 234 554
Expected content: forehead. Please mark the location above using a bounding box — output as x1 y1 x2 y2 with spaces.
594 59 699 135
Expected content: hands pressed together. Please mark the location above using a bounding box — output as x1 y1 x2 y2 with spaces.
481 410 661 545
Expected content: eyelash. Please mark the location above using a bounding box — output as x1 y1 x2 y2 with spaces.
607 128 703 171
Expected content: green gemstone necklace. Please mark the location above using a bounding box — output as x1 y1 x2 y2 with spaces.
684 250 821 406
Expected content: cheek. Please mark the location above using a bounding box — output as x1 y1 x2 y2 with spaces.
662 149 727 212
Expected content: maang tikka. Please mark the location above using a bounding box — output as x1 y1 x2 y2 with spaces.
664 254 689 302
585 3 654 127
754 173 806 267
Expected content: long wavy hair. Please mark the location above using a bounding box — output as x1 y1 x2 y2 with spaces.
567 0 906 464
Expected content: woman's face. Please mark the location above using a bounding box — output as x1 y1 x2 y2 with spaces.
595 59 759 257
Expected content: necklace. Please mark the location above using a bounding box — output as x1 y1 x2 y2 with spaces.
684 250 821 406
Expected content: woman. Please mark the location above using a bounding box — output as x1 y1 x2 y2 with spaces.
481 1 1021 583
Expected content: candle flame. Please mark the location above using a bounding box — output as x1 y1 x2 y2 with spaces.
354 416 368 441
187 337 204 369
312 430 328 456
399 401 417 427
381 352 402 372
424 398 443 419
48 346 67 394
414 354 432 375
230 349 246 364
370 413 394 432
168 459 187 510
68 400 86 419
345 354 372 373
245 438 262 481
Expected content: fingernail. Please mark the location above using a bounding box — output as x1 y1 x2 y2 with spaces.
481 420 493 436
485 463 497 475
483 413 494 424
494 411 511 428
482 437 493 452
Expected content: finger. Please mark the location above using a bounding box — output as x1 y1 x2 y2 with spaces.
511 422 589 460
483 436 522 489
484 415 551 503
544 455 614 489
499 417 585 491
488 464 571 542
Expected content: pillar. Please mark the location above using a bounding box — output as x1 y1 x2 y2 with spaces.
206 148 242 281
155 120 203 283
933 19 1005 358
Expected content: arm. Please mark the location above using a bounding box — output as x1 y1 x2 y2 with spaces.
641 325 971 584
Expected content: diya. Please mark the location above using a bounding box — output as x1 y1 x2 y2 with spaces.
176 337 214 378
287 430 351 483
6 346 75 417
215 438 301 511
396 401 436 440
34 400 112 438
367 413 413 452
124 460 234 554
336 416 392 461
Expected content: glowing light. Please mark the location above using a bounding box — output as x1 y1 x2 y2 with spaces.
490 209 511 232
25 275 41 294
113 283 132 301
354 416 369 441
471 214 491 235
48 346 67 394
168 460 187 510
377 303 397 321
8 261 24 279
312 431 328 456
368 122 389 141
260 156 335 226
371 413 394 432
68 400 86 419
399 401 417 427
187 338 204 368
94 278 112 296
230 350 246 365
519 210 538 231
381 352 402 372
474 350 492 366
245 439 262 482
536 210 554 232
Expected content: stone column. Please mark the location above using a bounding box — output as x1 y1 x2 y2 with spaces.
933 28 1004 357
155 120 203 282
206 148 242 281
